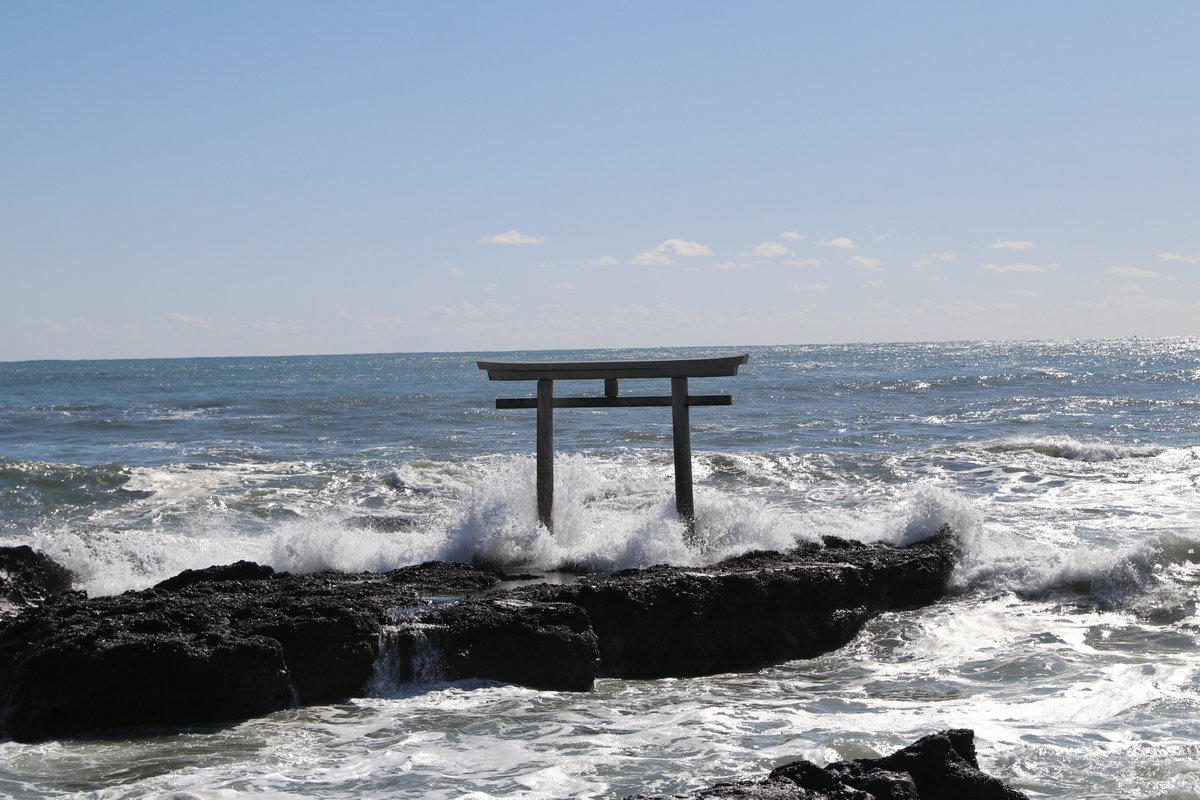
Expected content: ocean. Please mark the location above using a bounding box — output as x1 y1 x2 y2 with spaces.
1 339 1197 799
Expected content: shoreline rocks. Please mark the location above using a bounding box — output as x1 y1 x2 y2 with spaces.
0 545 80 617
627 728 1029 799
0 528 956 741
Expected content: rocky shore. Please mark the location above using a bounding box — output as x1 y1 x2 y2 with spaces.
628 728 1028 799
1 528 956 742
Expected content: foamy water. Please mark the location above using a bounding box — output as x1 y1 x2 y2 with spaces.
2 340 1199 798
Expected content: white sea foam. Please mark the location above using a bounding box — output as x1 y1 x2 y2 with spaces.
16 452 983 596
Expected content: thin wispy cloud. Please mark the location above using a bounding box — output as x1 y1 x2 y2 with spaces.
780 231 807 241
421 301 516 318
1011 289 1041 297
445 266 464 276
164 313 287 334
480 229 546 245
554 282 575 290
1106 266 1172 281
586 255 620 266
786 258 822 267
988 240 1036 250
849 256 882 271
914 251 956 269
715 261 756 271
981 263 1047 273
788 282 827 291
751 241 791 258
820 237 857 249
43 317 111 335
631 238 714 265
1157 251 1200 265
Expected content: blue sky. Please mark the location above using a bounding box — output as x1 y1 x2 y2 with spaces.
3 2 1198 360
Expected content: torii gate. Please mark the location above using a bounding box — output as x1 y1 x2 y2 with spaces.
477 354 749 533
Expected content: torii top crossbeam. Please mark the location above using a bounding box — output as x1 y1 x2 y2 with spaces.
478 354 749 536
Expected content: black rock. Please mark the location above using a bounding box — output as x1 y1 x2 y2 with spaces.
0 528 958 741
153 560 276 592
378 597 599 691
1 566 438 741
824 729 1027 800
629 729 1026 799
0 546 80 618
520 527 955 679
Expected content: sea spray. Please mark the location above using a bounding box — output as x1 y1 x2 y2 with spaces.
22 453 997 596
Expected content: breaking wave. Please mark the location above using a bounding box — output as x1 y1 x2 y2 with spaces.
14 453 968 597
984 436 1163 462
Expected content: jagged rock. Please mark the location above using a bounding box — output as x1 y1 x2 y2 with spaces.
0 545 80 618
152 560 276 592
0 530 957 741
820 729 1027 800
627 729 1027 799
521 528 955 679
0 564 472 741
379 598 599 691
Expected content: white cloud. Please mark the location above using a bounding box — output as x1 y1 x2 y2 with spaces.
1106 266 1171 281
631 238 714 265
820 237 857 249
786 258 822 267
43 317 110 335
715 261 755 271
554 282 575 290
780 231 807 241
480 229 546 245
163 312 288 334
586 255 620 265
913 251 956 269
849 256 882 270
988 240 1036 250
446 266 464 276
865 279 887 289
610 304 651 317
788 282 827 291
1011 289 1041 297
981 262 1047 273
751 241 791 258
420 301 515 318
1157 251 1200 265
166 312 220 330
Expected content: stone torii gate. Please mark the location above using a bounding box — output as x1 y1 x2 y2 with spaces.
477 354 749 533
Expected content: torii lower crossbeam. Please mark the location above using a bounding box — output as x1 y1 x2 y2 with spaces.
477 354 749 534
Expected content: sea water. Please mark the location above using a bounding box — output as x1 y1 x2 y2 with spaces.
0 339 1197 798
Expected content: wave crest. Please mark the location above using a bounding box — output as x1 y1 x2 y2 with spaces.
984 437 1163 462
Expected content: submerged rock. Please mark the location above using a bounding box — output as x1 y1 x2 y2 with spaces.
628 729 1028 799
0 529 957 741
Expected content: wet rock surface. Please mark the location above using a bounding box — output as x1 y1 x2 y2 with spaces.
0 529 957 741
628 729 1029 799
520 530 955 679
378 597 599 692
0 545 80 618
